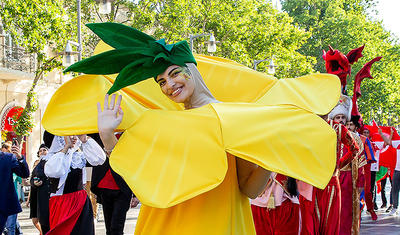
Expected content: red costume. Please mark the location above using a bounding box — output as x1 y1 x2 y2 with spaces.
339 132 366 235
251 174 300 235
312 120 359 235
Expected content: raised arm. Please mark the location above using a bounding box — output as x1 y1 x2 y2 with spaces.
44 139 74 178
78 135 106 166
11 143 29 178
98 94 124 155
379 127 393 146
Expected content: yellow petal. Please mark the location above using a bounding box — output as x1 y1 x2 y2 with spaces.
110 103 337 208
110 105 227 208
42 74 146 135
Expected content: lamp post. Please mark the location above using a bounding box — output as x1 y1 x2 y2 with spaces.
253 57 277 74
98 0 113 14
189 33 217 53
62 41 80 67
64 0 113 67
62 0 82 67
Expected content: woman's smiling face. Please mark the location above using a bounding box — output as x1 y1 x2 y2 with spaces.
156 65 195 104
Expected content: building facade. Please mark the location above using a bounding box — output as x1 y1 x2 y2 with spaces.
0 25 64 167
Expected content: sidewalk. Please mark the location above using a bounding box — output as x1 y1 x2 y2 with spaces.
16 183 400 234
361 208 400 234
17 204 140 235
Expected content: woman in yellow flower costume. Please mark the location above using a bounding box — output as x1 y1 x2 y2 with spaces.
43 23 340 234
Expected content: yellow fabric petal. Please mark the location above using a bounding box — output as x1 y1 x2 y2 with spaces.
109 105 227 208
42 74 146 135
211 103 337 189
93 41 340 114
110 103 336 208
196 55 277 102
255 73 340 115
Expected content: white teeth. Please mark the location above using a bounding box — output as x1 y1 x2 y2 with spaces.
172 88 181 96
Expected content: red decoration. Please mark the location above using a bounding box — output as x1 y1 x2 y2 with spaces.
351 57 382 122
323 46 350 89
1 106 24 132
379 145 397 170
346 45 364 65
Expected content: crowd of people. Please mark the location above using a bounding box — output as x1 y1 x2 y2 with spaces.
1 23 399 235
1 133 140 235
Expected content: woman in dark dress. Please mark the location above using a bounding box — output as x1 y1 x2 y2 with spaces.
28 158 41 234
30 143 51 234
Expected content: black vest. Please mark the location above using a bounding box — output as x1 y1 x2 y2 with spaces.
49 168 83 194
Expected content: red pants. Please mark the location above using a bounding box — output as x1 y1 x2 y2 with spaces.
299 194 315 235
251 200 300 235
363 163 374 211
339 171 352 235
314 176 341 235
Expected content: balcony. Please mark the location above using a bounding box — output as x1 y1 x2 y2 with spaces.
0 43 36 75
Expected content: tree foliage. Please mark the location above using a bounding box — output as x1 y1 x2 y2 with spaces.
281 0 400 125
119 0 315 78
0 0 75 140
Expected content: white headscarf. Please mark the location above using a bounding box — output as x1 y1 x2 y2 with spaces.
184 63 219 109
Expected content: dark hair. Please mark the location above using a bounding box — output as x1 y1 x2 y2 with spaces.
350 116 361 128
287 177 298 197
43 131 55 149
1 142 12 150
37 144 48 157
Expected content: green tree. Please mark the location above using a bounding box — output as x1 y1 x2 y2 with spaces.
0 0 74 141
281 0 400 125
122 0 315 79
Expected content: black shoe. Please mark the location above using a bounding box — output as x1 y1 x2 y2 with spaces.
374 203 378 210
381 203 387 209
386 205 393 213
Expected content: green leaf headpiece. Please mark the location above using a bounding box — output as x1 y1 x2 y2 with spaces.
64 22 197 94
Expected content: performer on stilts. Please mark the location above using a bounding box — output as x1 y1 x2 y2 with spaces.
42 23 342 234
322 45 381 235
44 134 106 235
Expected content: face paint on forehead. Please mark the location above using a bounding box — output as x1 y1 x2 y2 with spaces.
176 66 192 80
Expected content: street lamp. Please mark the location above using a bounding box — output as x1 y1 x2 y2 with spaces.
189 33 217 53
253 57 277 75
99 0 113 14
207 34 217 53
267 58 277 75
62 41 80 67
63 0 115 68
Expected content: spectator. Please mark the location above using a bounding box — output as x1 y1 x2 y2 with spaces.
26 158 42 235
0 141 29 234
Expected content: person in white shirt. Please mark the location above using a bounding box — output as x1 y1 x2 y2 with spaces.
44 134 106 235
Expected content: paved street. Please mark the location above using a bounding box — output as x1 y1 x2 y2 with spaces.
17 204 140 235
14 185 400 234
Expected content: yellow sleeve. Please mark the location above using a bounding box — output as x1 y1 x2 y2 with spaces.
43 43 339 136
211 103 337 189
109 103 337 208
109 105 227 208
